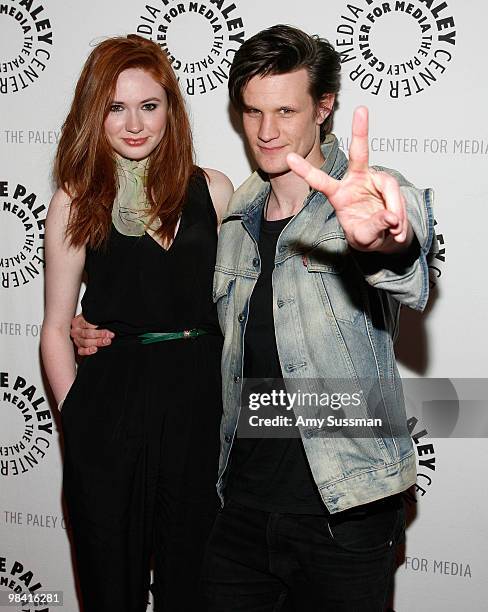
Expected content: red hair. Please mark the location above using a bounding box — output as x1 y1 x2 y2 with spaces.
54 34 200 248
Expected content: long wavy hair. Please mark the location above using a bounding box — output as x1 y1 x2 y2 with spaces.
55 34 199 248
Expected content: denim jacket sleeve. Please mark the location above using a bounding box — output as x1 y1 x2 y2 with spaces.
352 166 436 312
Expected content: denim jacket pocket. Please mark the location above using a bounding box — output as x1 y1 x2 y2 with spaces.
305 235 347 275
305 239 364 326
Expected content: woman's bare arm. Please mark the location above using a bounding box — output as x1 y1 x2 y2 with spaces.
40 188 85 406
204 168 234 226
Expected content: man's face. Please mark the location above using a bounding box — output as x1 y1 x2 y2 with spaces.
241 68 331 177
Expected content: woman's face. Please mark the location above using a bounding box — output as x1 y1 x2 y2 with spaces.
104 67 168 161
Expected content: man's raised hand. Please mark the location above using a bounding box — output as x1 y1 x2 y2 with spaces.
287 106 413 253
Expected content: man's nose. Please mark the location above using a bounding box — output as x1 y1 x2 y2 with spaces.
258 115 279 142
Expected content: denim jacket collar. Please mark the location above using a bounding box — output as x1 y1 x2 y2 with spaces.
223 134 348 248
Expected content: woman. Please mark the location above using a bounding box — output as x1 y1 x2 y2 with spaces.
41 34 233 612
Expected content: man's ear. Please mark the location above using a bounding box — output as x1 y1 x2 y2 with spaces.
316 93 335 125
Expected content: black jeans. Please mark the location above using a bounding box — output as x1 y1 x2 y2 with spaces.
203 495 404 612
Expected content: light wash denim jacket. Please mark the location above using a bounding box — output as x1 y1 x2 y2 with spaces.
213 135 435 513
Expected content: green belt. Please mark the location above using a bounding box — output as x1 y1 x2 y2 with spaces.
138 329 209 345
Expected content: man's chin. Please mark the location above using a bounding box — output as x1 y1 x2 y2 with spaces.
255 158 290 177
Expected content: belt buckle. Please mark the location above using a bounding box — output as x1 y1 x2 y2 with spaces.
183 329 192 339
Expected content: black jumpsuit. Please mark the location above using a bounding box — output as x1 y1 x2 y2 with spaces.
61 175 223 611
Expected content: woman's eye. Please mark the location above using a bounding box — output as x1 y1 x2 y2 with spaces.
109 104 123 113
142 103 157 111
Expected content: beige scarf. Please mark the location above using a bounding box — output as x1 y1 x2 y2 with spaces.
112 154 162 236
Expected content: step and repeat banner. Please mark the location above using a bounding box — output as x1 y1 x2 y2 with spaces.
1 1 486 610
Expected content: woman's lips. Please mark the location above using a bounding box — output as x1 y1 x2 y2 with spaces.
123 137 148 146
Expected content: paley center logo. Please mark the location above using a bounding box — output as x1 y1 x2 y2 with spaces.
136 0 245 95
335 0 456 99
0 180 46 290
402 377 461 505
0 554 53 611
0 372 54 477
428 218 446 290
0 0 53 95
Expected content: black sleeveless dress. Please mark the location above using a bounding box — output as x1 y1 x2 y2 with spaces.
61 174 223 612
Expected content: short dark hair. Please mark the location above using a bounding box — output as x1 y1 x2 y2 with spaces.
229 24 341 141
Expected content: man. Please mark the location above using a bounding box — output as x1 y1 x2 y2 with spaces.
73 25 434 611
204 25 433 611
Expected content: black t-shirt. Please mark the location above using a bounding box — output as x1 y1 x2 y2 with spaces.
226 213 327 514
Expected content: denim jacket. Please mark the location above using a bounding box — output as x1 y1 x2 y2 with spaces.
213 135 435 513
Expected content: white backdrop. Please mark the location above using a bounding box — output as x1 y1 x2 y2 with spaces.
1 0 487 610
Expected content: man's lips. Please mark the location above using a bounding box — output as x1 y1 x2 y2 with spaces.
122 137 149 146
258 145 285 153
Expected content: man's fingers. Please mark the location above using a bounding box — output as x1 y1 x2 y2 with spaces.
354 210 400 248
78 346 98 356
380 209 401 230
72 329 113 350
287 153 340 198
371 171 407 239
72 313 98 329
78 328 113 340
348 106 369 173
83 321 99 329
367 210 399 235
76 335 112 349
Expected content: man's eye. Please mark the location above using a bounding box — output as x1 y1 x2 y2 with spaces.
246 108 261 115
280 108 294 115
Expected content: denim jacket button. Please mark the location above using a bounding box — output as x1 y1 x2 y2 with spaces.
277 299 285 308
238 313 245 322
233 375 241 383
252 257 260 267
278 244 287 253
224 434 232 443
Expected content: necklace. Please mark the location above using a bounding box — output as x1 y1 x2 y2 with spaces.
263 189 272 221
